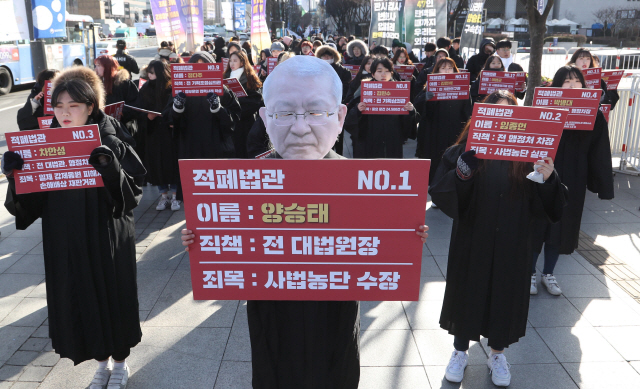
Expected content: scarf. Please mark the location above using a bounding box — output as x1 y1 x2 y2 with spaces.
230 67 245 80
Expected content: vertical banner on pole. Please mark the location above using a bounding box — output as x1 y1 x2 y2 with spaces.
369 0 405 49
459 0 485 63
250 0 271 58
31 0 66 39
235 2 247 31
404 0 447 60
150 0 187 51
178 0 204 52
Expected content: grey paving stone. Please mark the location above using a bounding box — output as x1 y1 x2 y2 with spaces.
138 326 230 362
402 300 443 329
584 199 626 211
420 221 453 239
417 277 446 301
26 243 42 255
580 209 608 223
0 364 24 380
425 238 450 256
6 351 41 366
434 255 448 277
361 301 410 330
412 330 487 366
425 365 495 388
30 351 59 367
138 310 149 323
568 297 640 326
19 338 49 352
579 223 627 240
631 361 640 375
592 209 640 223
136 269 174 311
8 226 41 239
536 327 624 363
3 255 44 275
534 254 591 275
17 366 51 382
0 238 40 257
479 329 557 365
0 298 47 327
0 326 36 365
8 382 39 389
563 361 640 389
421 255 444 277
135 227 185 271
24 282 46 299
0 253 23 274
360 329 422 366
527 297 592 328
0 274 44 298
0 381 15 389
358 366 430 388
553 274 613 298
222 315 251 362
30 325 48 338
596 326 640 361
36 358 98 389
571 253 605 276
213 361 252 389
0 296 22 322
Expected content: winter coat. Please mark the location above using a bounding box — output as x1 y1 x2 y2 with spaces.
316 46 352 103
105 69 140 137
600 79 620 110
465 38 496 82
17 84 46 131
345 39 368 65
113 50 140 75
232 71 264 158
532 110 614 254
246 116 270 158
430 144 567 348
257 49 271 81
214 37 227 63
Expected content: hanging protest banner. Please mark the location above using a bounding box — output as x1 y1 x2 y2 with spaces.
343 64 360 80
104 102 124 121
369 0 405 49
150 0 187 51
599 104 611 122
234 2 246 31
361 81 411 115
177 0 204 52
532 87 602 130
582 67 602 90
171 62 224 96
601 70 624 91
223 78 247 98
38 117 53 129
31 0 66 39
426 72 470 100
465 103 569 162
179 159 430 301
250 0 271 56
6 125 104 194
459 0 485 62
43 81 54 116
404 0 446 59
395 65 416 81
478 70 519 94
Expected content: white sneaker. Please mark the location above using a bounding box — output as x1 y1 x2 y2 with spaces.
155 194 170 211
445 350 468 383
89 365 112 389
107 363 129 389
170 195 181 211
530 274 538 295
541 274 562 295
487 353 511 387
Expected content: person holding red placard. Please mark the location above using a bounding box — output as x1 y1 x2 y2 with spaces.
429 90 567 387
345 39 368 65
416 49 449 90
345 55 376 103
530 65 614 296
470 55 505 104
392 47 420 79
414 58 472 180
344 57 418 158
17 69 59 130
3 67 146 389
568 48 619 109
222 51 265 158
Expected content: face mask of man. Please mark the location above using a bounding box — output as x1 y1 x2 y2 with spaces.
323 58 334 64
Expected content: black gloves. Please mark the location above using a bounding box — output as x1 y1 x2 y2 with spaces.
173 92 187 111
456 150 479 181
2 151 24 175
206 92 220 112
425 91 435 101
88 145 115 168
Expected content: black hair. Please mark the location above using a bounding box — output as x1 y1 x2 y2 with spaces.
73 58 83 66
452 38 461 44
483 54 505 71
353 55 376 84
147 60 172 109
51 78 100 118
496 39 512 50
370 57 394 79
569 48 594 68
36 69 59 87
424 43 437 52
436 37 451 49
551 65 587 88
160 41 168 48
116 39 126 50
227 42 242 54
370 45 389 56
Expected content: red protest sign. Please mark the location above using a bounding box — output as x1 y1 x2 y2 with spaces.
171 63 224 96
104 102 124 121
343 64 359 80
515 72 526 92
361 81 411 115
582 67 602 89
222 57 229 71
223 78 247 98
124 104 161 116
601 70 624 91
267 57 278 74
415 63 425 73
395 65 416 81
181 56 191 63
38 117 53 129
138 78 148 88
6 125 104 194
465 103 568 162
179 159 430 301
532 87 602 130
600 104 611 122
478 70 518 94
43 81 54 116
426 72 470 101
253 64 261 74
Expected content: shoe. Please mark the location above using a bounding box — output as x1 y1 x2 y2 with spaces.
487 353 511 387
156 194 170 211
541 274 562 295
445 350 468 383
107 363 129 389
170 195 181 211
530 274 538 295
89 365 112 389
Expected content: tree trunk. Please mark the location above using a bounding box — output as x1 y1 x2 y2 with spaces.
523 0 555 107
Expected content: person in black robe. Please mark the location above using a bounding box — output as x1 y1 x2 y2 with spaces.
568 48 620 109
414 58 472 180
3 66 145 388
530 65 614 296
416 49 449 91
470 54 508 104
16 69 59 131
213 36 227 63
495 39 527 100
465 38 496 83
257 49 271 81
429 90 567 387
222 50 264 158
344 57 418 158
436 37 464 69
344 55 375 104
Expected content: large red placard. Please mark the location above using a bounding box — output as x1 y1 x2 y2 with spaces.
171 63 223 96
515 72 526 92
395 65 416 81
532 87 602 130
361 81 411 115
426 72 470 100
582 67 602 89
222 57 229 71
104 102 124 121
179 159 430 301
38 117 53 129
478 70 518 94
464 103 568 162
601 70 624 91
6 125 104 194
43 80 54 116
223 78 247 98
343 64 359 80
600 104 611 122
267 57 278 74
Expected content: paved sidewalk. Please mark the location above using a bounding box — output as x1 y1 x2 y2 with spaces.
2 158 640 388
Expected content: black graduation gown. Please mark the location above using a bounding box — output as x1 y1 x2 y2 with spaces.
105 71 140 139
232 73 264 158
247 150 360 389
4 111 144 365
17 87 45 131
166 86 241 159
532 111 614 254
343 96 418 158
599 79 620 110
133 81 180 186
414 90 471 179
429 144 567 347
246 116 270 158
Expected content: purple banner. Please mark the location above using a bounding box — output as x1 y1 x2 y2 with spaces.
150 0 186 51
178 0 204 52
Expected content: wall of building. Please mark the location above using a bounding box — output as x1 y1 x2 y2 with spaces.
553 0 634 27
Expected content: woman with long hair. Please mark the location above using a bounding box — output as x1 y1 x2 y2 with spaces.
345 55 376 103
568 48 619 109
429 90 567 387
3 66 145 389
414 57 471 180
530 65 614 296
222 50 264 158
17 69 59 130
94 55 139 138
470 54 504 103
242 41 255 65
